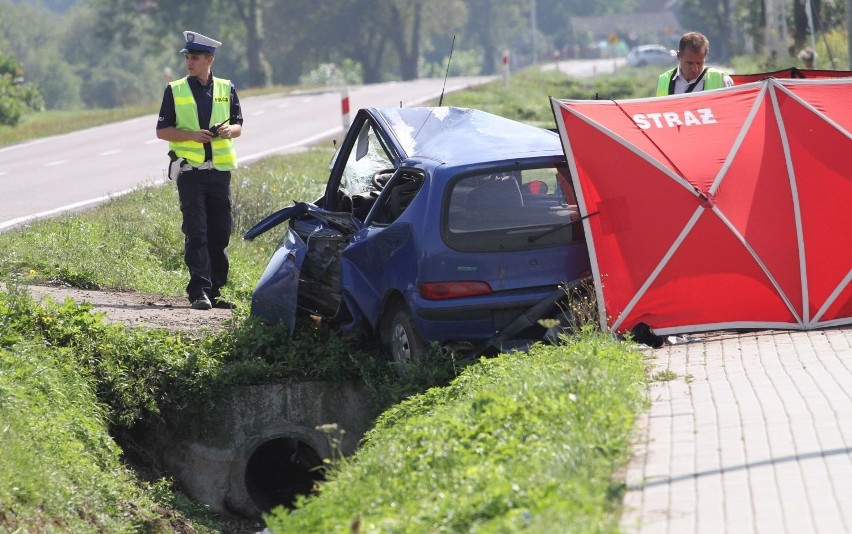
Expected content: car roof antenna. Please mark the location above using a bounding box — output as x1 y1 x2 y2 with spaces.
438 35 456 107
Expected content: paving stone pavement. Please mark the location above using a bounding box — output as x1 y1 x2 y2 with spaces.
621 327 852 534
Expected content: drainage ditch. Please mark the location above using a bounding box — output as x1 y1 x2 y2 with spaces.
132 380 376 517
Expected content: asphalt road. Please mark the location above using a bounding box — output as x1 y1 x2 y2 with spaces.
0 76 492 231
541 57 628 77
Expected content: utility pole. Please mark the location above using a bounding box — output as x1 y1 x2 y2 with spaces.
531 0 538 64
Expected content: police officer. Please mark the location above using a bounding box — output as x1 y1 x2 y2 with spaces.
156 31 243 310
656 32 734 96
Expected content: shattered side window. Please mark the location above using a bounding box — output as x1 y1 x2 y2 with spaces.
341 121 393 197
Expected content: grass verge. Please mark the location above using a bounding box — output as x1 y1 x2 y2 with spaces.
0 66 653 532
0 285 250 533
267 330 647 533
0 149 334 299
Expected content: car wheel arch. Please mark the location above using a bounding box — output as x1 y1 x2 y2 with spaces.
377 291 407 338
378 292 428 367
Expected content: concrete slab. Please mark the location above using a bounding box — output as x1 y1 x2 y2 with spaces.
621 327 852 533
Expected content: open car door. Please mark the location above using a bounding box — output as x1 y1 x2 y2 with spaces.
247 110 400 332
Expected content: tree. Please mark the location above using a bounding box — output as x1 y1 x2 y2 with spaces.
62 2 167 109
0 50 44 125
0 0 78 110
21 47 83 110
676 0 736 60
89 0 269 88
279 0 393 84
233 0 272 87
536 0 638 53
390 1 426 81
385 0 467 80
464 0 526 74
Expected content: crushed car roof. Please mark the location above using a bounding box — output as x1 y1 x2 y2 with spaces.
376 106 563 165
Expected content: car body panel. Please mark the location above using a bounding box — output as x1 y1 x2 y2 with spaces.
250 228 305 334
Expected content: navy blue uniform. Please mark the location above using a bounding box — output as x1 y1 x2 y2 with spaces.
157 74 243 304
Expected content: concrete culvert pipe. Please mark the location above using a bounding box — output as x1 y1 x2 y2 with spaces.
137 382 376 518
244 436 325 512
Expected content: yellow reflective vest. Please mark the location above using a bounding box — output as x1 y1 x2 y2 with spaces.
168 77 237 170
656 68 727 96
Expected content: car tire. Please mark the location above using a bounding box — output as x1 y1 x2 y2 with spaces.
381 302 428 368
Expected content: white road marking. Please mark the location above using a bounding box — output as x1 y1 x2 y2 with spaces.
240 127 341 163
100 149 121 156
44 160 68 166
0 138 47 153
0 184 155 231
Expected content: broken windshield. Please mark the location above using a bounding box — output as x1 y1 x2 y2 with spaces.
341 121 393 197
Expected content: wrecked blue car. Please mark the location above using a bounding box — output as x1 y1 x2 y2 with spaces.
244 106 591 364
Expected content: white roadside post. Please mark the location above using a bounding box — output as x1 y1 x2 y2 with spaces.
341 86 351 130
502 50 510 90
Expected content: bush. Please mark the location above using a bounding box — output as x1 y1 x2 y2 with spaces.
0 52 43 126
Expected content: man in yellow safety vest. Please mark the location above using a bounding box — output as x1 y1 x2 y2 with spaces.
657 32 734 96
156 31 243 310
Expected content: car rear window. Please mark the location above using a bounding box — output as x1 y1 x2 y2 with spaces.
444 166 583 252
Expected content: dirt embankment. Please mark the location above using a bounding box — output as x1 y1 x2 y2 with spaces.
23 284 235 332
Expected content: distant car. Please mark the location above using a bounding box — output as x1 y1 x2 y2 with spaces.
627 44 676 67
245 107 591 364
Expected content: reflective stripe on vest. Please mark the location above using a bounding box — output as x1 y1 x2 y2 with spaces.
168 77 237 170
656 68 727 96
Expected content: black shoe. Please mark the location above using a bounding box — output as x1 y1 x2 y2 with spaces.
212 298 237 309
191 295 212 310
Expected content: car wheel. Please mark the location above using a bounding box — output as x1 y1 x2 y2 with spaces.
381 303 428 367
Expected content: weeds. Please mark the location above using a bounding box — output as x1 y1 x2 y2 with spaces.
651 369 678 382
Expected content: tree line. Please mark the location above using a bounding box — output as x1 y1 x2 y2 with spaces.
0 0 848 124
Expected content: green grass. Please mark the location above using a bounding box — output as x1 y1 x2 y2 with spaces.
0 287 224 533
651 369 679 382
0 149 334 299
0 106 160 147
266 332 647 533
447 67 658 128
0 67 653 532
0 344 158 532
